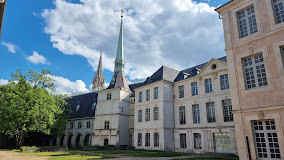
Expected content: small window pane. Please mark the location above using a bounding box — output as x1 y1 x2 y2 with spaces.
154 133 159 147
272 0 284 24
193 104 200 124
223 99 234 122
138 110 142 122
153 107 159 120
154 87 159 99
178 85 184 98
179 106 186 124
146 89 150 101
237 6 258 38
145 133 150 147
206 102 216 123
139 92 142 103
145 109 150 121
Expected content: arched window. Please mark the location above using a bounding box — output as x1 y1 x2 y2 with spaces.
76 105 80 111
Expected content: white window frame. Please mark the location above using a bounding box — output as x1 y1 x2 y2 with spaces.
154 87 158 99
178 85 184 98
179 106 186 125
153 107 159 120
107 93 112 100
220 74 230 90
191 82 198 96
154 133 159 147
192 104 200 124
146 89 150 101
205 78 213 93
223 99 234 122
180 133 187 149
138 110 142 122
145 108 150 121
145 133 150 147
206 102 216 123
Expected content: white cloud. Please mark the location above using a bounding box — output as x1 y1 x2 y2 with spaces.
0 79 9 85
26 51 49 65
51 75 89 95
2 42 17 53
41 0 225 81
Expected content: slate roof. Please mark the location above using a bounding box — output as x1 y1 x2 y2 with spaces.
65 92 98 119
174 56 227 82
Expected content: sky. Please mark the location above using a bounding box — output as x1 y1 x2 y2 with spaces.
0 0 230 95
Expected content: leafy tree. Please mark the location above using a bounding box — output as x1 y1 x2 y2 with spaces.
0 69 71 147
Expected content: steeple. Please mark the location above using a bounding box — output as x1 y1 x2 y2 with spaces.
92 52 105 91
114 8 125 73
108 7 130 90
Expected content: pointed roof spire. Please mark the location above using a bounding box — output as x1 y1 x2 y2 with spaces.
114 7 125 73
92 52 105 91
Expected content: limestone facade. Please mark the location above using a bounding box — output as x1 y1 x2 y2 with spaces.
216 0 284 159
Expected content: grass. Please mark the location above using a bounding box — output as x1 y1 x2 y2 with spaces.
174 156 239 160
94 149 189 157
22 150 113 160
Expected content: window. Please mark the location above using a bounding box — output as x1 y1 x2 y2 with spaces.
154 87 158 99
104 121 110 129
146 89 150 101
145 109 150 121
272 0 284 24
180 134 187 148
107 93 112 100
281 46 284 66
139 91 142 103
145 133 150 147
223 99 233 122
69 122 74 129
154 133 159 147
205 78 213 93
237 6 258 38
252 120 281 159
138 110 142 122
87 121 91 128
194 133 202 149
206 102 216 123
191 82 198 96
92 102 96 109
76 105 80 111
137 133 142 146
153 107 159 120
220 74 230 90
242 53 268 90
78 122 82 129
178 85 184 98
192 104 200 124
179 106 186 125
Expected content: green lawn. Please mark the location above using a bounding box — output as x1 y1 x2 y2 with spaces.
94 149 189 157
20 150 113 160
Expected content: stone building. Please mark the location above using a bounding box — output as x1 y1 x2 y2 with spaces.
216 0 284 159
133 57 238 154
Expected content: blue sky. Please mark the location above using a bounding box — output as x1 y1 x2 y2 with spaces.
0 0 230 94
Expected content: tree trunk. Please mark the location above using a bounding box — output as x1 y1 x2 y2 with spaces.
15 131 25 148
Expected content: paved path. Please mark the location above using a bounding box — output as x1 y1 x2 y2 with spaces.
0 150 47 160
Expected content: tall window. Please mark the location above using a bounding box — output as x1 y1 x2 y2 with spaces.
146 89 150 101
154 133 159 147
70 122 74 129
138 110 142 122
153 107 159 120
272 0 284 24
107 93 112 100
104 121 110 129
78 122 82 129
180 134 187 148
191 82 198 96
192 104 200 124
145 109 150 121
194 133 202 149
281 46 284 66
242 53 267 90
145 133 150 147
178 85 184 98
206 102 216 123
237 6 258 38
137 133 142 146
139 91 142 103
220 74 230 90
179 106 186 124
205 78 213 93
223 99 234 122
86 121 91 128
154 87 159 99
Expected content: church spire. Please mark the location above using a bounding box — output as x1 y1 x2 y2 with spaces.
92 52 105 91
108 7 130 91
114 8 125 73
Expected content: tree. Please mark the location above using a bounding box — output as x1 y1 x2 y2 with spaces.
0 69 70 147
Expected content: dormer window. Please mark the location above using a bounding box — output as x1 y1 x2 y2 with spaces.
92 102 96 109
76 105 80 111
107 93 112 100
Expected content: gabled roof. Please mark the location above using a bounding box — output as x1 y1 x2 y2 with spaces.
215 0 235 12
65 92 98 119
174 56 227 82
